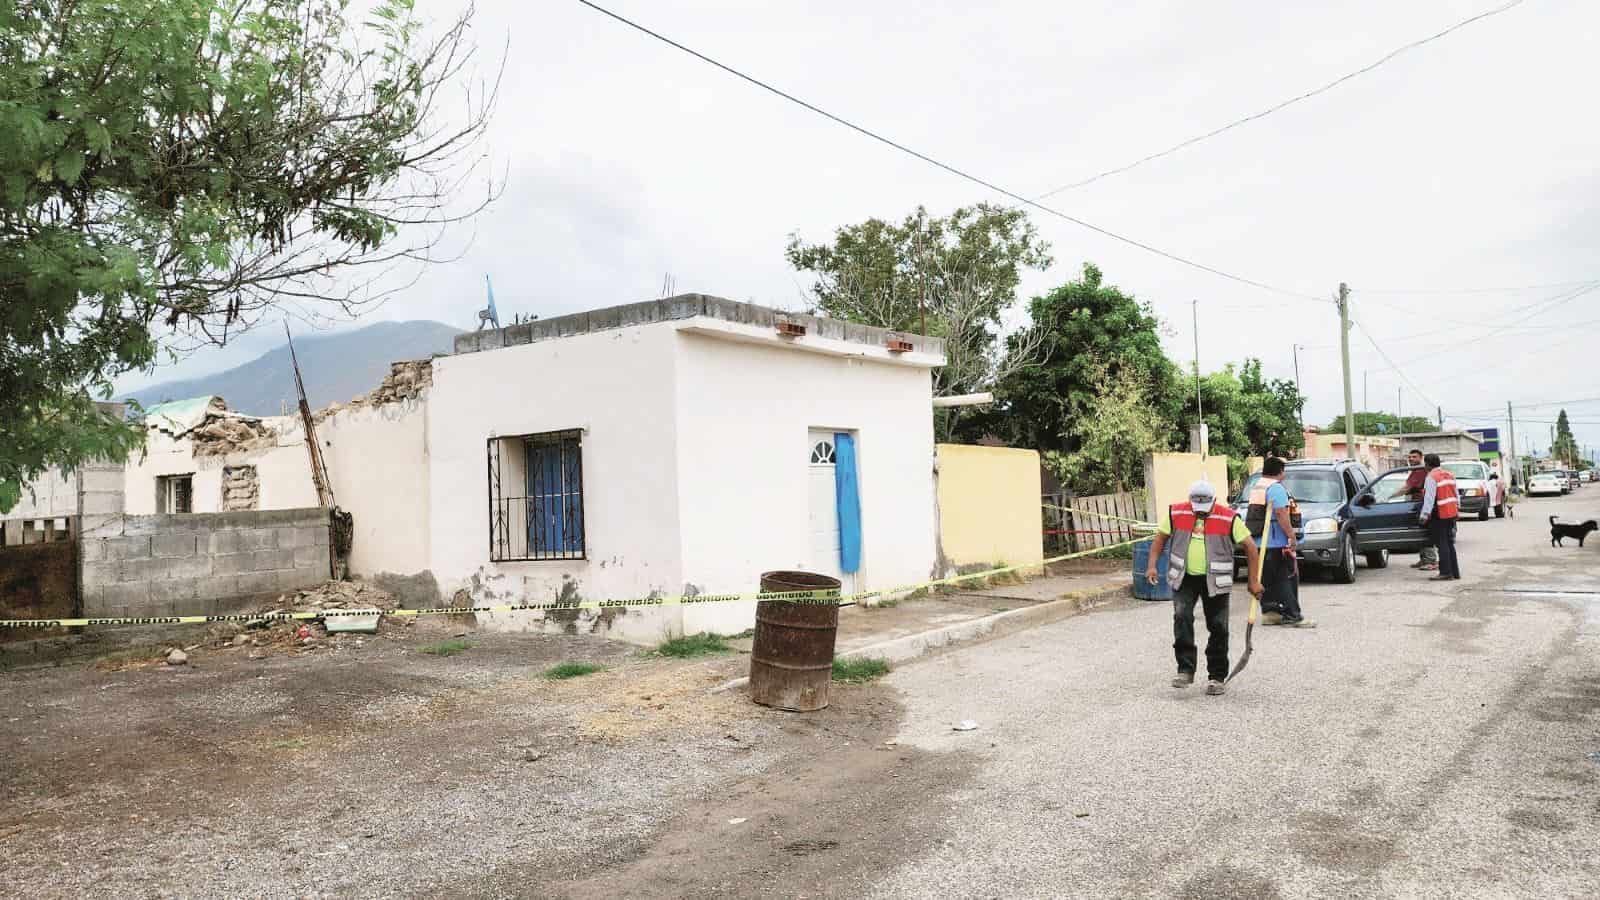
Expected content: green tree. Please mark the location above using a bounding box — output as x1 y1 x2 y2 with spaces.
1042 360 1173 494
786 204 1052 439
1326 412 1439 436
1553 409 1579 466
990 263 1183 471
1182 359 1305 461
0 0 495 512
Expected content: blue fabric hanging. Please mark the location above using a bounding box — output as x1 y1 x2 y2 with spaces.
834 433 862 574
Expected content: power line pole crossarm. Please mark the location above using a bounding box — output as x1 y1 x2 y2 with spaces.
1338 284 1355 459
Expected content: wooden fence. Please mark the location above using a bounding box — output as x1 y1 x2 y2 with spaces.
1042 490 1146 553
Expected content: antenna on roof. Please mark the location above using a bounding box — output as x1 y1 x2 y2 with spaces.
477 274 500 331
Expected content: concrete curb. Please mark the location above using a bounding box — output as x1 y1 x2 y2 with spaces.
711 581 1134 694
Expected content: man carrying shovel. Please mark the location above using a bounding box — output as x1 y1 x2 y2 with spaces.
1145 481 1263 696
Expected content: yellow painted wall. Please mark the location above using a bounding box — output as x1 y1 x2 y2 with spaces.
1144 452 1231 522
936 444 1044 571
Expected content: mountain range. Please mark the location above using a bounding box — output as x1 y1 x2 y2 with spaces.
124 321 462 417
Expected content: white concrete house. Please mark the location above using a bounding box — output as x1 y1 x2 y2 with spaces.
434 295 946 642
108 295 946 644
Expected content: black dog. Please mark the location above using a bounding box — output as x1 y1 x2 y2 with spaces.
1550 516 1599 547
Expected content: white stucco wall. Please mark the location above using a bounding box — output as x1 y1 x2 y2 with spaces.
670 323 940 636
4 466 76 520
425 325 685 644
314 400 431 581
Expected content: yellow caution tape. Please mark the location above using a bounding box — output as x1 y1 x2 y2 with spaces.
1041 502 1158 530
0 538 1152 630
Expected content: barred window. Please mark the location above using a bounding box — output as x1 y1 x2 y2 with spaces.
488 430 586 561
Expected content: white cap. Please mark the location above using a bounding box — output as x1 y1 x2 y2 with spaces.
1188 480 1216 513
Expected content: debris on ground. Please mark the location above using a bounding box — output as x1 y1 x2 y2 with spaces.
165 649 188 666
953 720 979 732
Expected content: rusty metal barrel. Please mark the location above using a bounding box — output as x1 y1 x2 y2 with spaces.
749 571 842 712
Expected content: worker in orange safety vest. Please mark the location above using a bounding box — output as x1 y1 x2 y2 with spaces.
1420 453 1461 581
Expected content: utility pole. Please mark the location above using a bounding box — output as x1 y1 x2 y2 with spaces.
1437 406 1443 428
1338 284 1355 459
1192 300 1205 459
1398 387 1403 430
1292 344 1303 428
1363 370 1368 412
1506 401 1518 488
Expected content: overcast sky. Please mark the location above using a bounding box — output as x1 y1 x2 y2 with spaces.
126 0 1600 460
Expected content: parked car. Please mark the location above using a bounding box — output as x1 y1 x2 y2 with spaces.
1569 471 1584 491
1590 470 1598 483
1230 459 1386 585
1348 466 1432 555
1529 473 1566 496
1441 459 1500 521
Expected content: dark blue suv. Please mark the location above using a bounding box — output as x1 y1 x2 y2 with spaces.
1230 458 1395 584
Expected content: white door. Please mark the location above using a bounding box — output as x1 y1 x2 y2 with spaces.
807 430 851 592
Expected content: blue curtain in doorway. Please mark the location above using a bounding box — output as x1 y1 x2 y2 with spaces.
834 433 862 574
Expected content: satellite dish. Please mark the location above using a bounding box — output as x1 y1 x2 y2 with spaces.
477 274 500 331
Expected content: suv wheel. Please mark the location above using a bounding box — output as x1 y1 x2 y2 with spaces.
1364 548 1389 569
1332 534 1356 584
1478 504 1489 522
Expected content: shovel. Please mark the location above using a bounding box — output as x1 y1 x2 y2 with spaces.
1227 516 1272 683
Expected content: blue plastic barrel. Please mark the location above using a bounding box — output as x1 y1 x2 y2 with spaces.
1131 541 1173 601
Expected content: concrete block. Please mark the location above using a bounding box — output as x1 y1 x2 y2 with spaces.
160 554 214 581
208 530 243 555
234 571 284 598
527 318 558 341
479 328 505 350
104 536 151 561
251 549 297 571
212 553 256 576
293 545 329 569
619 300 666 327
122 514 206 535
453 332 481 354
81 560 123 586
153 577 205 604
587 305 622 332
504 323 533 345
96 581 152 610
663 295 704 320
304 526 330 547
275 527 311 549
81 538 108 563
80 491 125 516
237 529 278 552
118 557 167 583
277 568 322 593
151 533 197 558
814 316 847 340
555 312 589 337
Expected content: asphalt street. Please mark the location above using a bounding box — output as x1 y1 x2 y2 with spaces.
871 491 1600 899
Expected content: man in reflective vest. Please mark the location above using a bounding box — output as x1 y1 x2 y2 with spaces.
1420 453 1461 581
1247 457 1315 628
1145 481 1262 696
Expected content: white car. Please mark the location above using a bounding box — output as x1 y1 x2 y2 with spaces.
1528 473 1565 497
1442 459 1500 520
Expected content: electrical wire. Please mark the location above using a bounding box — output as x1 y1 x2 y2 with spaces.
575 0 1329 304
1031 0 1528 200
1453 396 1600 415
1361 277 1600 295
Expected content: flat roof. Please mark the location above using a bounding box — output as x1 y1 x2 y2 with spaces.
451 293 945 359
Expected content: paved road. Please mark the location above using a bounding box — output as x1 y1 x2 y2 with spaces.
868 492 1600 899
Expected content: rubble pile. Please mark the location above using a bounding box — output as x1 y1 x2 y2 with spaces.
276 579 399 615
313 359 433 422
190 401 278 457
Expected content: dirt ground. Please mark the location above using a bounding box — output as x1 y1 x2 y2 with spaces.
0 617 974 899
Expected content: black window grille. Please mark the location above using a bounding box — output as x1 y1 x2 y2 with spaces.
488 430 586 561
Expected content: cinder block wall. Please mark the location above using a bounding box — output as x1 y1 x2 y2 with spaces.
80 509 330 618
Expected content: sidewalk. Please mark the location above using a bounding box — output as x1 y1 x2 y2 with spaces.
724 564 1136 671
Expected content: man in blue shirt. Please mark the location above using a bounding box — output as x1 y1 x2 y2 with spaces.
1247 457 1316 629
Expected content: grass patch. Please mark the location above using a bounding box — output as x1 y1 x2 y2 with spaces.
724 628 756 640
543 661 605 680
653 632 730 658
418 638 473 657
832 657 891 684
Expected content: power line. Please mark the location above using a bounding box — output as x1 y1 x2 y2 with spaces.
1031 0 1528 200
1351 321 1452 426
576 0 1328 304
1353 282 1600 359
1361 277 1600 295
1454 396 1600 415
